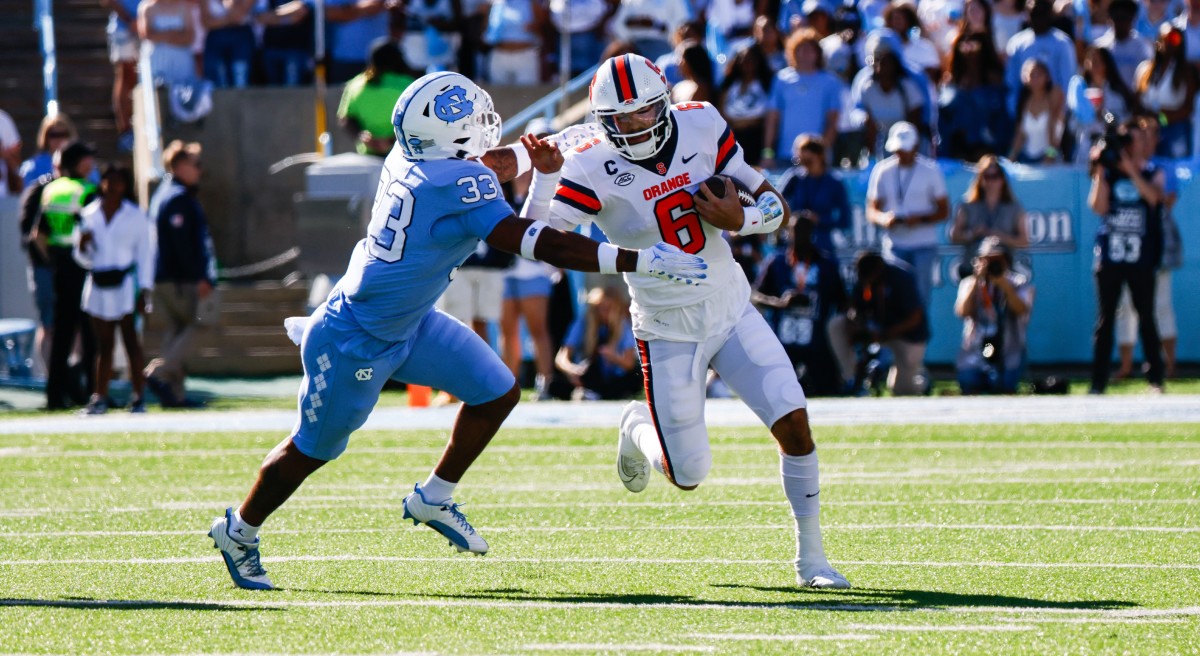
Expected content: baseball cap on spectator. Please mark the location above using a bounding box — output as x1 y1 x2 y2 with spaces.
885 121 919 153
976 236 1009 259
54 141 96 173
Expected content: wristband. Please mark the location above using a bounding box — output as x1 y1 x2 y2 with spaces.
741 206 766 232
597 242 619 274
520 220 548 260
521 168 561 220
510 143 531 177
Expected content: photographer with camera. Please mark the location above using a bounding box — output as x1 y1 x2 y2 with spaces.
1087 115 1166 394
829 251 929 396
752 211 848 396
954 237 1034 395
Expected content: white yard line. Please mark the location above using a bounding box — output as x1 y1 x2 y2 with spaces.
0 396 1197 435
1 555 1197 570
4 476 1194 499
3 496 1196 518
1 522 1196 539
686 632 878 641
5 442 1200 459
522 643 717 652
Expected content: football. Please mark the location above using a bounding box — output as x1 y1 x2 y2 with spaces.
699 175 755 207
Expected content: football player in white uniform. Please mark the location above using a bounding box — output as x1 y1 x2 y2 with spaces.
528 54 850 589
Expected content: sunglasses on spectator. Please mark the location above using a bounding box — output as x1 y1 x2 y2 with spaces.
46 130 70 139
982 170 1003 180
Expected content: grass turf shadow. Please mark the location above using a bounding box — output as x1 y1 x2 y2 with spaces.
712 585 1138 612
0 597 279 611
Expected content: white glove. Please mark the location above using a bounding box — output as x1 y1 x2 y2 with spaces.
636 242 708 285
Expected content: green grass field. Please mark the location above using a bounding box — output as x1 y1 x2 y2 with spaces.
1 421 1198 655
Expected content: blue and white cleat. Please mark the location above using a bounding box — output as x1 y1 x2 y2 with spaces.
209 508 273 590
402 484 489 555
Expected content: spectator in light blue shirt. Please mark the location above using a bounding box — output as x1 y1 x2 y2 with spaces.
485 0 544 85
762 28 844 168
324 0 390 83
1005 0 1078 115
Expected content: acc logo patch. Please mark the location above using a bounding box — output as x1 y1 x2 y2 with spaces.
433 86 473 123
615 172 635 187
354 368 374 382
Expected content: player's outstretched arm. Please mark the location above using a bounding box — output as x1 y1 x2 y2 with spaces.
485 216 707 284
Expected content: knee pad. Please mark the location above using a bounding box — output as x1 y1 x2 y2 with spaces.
666 446 712 489
652 381 704 427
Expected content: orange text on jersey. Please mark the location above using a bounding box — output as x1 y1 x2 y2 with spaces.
642 172 693 202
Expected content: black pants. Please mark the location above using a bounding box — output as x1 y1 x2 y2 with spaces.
1092 265 1163 391
46 247 96 407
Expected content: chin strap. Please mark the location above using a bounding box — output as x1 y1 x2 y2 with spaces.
738 189 787 235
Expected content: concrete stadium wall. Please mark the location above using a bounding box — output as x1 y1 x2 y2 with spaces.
137 84 559 270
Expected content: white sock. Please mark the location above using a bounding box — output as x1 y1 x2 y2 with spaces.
420 473 456 505
780 450 828 569
629 419 665 475
230 509 260 543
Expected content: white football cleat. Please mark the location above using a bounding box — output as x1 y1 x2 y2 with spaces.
209 508 273 590
617 401 651 493
402 484 489 555
798 562 851 589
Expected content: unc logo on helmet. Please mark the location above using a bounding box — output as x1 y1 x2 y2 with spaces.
392 72 500 161
590 54 673 160
433 86 474 123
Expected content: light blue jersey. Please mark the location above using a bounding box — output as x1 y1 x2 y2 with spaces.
292 152 516 461
326 152 512 343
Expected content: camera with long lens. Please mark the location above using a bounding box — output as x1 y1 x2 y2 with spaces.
986 259 1005 277
1095 111 1130 173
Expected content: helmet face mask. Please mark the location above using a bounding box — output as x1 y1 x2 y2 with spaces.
590 55 673 160
393 72 501 161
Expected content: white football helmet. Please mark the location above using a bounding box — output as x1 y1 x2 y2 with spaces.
589 54 673 160
392 72 500 161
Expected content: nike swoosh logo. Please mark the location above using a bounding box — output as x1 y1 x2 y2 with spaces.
805 491 819 498
682 153 697 163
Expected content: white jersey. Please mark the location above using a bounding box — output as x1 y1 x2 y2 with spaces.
548 102 765 341
75 199 156 321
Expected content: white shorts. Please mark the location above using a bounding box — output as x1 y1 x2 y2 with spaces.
437 268 505 323
82 276 138 321
636 303 807 486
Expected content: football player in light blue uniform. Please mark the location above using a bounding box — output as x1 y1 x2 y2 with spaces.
208 72 708 590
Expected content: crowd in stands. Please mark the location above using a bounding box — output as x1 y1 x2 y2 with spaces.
92 0 1200 169
3 0 1192 409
